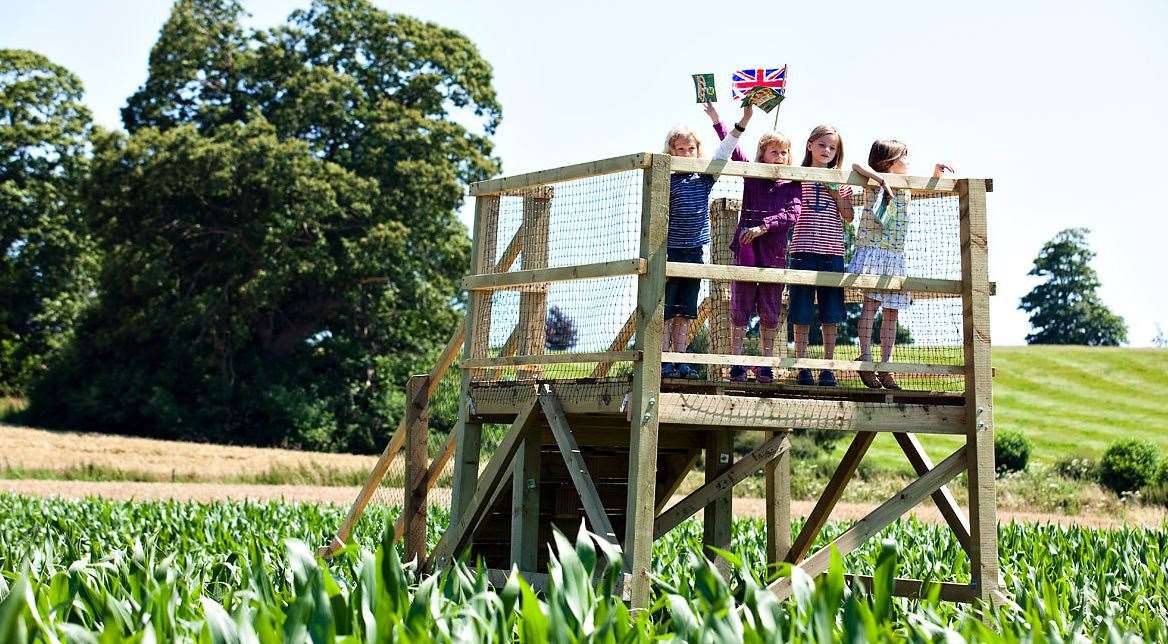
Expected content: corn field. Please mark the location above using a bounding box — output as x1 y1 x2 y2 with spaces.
1 494 1166 642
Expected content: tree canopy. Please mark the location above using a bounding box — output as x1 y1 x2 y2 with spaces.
1019 228 1127 346
27 0 501 451
0 49 96 395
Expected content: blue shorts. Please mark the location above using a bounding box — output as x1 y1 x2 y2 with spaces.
664 247 703 319
787 252 846 325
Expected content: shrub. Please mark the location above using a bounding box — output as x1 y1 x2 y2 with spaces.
1053 454 1099 482
1099 439 1160 495
995 430 1032 474
545 305 579 351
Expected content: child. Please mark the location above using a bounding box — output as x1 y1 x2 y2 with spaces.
704 102 800 383
661 119 741 379
849 140 953 389
788 125 852 387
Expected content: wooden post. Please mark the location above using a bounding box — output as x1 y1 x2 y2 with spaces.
403 375 430 567
452 195 499 526
764 432 791 566
624 154 669 608
704 432 733 577
511 437 541 571
958 178 1000 602
708 198 738 380
517 187 553 379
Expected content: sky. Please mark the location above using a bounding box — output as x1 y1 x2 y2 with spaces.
3 0 1167 346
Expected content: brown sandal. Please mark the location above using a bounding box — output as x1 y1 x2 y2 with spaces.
877 372 902 390
859 370 882 388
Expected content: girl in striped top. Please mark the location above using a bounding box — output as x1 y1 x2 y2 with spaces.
788 125 853 387
661 122 740 379
849 140 953 389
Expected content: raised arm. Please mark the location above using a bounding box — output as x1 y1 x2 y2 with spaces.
852 162 894 201
708 103 750 162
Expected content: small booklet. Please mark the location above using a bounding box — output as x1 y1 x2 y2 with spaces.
741 86 784 113
692 73 717 103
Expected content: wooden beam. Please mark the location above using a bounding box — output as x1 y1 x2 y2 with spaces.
590 310 637 378
847 575 976 604
540 389 618 545
393 430 456 542
667 156 983 193
463 259 647 291
323 322 465 556
463 350 641 369
469 153 653 196
403 376 429 567
894 432 972 556
959 177 1001 602
511 436 542 571
657 394 967 435
708 199 738 381
625 153 669 608
704 431 733 577
765 433 792 565
516 191 552 379
787 432 877 564
767 447 968 601
661 352 965 376
468 381 630 420
430 397 541 571
655 433 791 539
665 261 980 296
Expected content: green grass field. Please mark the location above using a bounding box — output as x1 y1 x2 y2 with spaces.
865 346 1168 474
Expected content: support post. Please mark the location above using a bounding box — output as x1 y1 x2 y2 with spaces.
517 187 552 379
452 195 499 526
958 178 1000 602
704 431 733 577
403 375 430 567
707 198 738 380
625 154 669 608
765 432 791 567
511 437 542 571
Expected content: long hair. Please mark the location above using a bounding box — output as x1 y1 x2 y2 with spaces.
801 124 844 169
867 139 909 172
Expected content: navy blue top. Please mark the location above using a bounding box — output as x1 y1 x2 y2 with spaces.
668 172 717 248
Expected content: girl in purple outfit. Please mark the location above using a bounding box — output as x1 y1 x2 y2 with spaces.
705 103 801 383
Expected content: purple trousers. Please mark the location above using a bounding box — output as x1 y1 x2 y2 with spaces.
730 239 784 327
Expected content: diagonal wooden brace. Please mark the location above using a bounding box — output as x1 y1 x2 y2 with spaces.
654 432 791 539
894 432 972 556
767 446 968 601
429 396 540 571
540 388 618 545
787 432 876 563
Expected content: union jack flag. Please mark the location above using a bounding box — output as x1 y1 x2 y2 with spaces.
730 66 787 100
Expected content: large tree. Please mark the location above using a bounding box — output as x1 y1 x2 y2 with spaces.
1020 228 1127 346
29 0 500 451
0 50 96 396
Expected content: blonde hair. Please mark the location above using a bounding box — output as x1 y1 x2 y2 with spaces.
663 126 702 155
755 132 791 162
801 124 845 169
867 139 908 172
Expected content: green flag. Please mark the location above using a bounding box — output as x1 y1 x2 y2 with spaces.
692 73 717 103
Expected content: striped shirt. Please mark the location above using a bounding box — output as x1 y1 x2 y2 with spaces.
668 173 717 247
666 130 741 248
790 182 853 256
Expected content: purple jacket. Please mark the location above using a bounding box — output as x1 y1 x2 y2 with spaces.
713 122 801 269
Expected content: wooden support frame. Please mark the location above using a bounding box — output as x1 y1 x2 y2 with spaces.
655 432 791 539
657 393 967 434
767 447 968 601
516 190 552 379
510 435 541 571
463 350 641 369
765 432 792 565
788 432 877 563
431 397 541 571
895 432 972 555
704 431 733 577
667 156 974 193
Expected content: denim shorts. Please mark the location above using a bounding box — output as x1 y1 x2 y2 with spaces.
787 252 846 325
664 246 703 319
